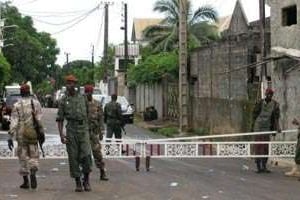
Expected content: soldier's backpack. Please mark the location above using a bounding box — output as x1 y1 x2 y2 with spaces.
18 99 38 144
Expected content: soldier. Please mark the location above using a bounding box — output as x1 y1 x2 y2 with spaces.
7 84 43 189
252 88 280 173
104 94 123 140
285 118 300 177
56 75 92 192
84 85 108 181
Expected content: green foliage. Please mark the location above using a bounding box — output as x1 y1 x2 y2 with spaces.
127 51 178 86
1 2 59 86
143 0 219 53
35 80 54 95
193 127 209 136
0 54 11 91
157 127 179 137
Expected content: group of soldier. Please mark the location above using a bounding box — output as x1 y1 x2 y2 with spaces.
7 74 124 192
5 75 300 192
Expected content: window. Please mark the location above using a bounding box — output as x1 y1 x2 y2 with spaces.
282 5 297 26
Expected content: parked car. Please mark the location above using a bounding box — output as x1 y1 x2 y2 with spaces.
100 95 134 124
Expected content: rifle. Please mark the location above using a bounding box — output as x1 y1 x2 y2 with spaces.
31 99 45 157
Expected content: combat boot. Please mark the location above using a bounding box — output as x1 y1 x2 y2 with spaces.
20 176 30 189
100 169 109 181
285 164 300 177
75 177 83 192
30 169 37 189
83 173 91 192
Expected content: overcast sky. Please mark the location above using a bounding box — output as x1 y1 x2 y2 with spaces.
7 0 270 65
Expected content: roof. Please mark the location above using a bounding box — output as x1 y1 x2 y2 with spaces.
217 15 232 33
131 18 162 41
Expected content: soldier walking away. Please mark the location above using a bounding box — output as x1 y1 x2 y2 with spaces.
252 88 280 173
7 84 43 189
285 118 300 178
104 94 123 141
84 85 109 181
56 75 93 192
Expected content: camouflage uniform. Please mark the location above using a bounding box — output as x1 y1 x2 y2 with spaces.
9 97 42 176
252 98 280 171
295 128 300 165
104 101 123 139
56 93 92 178
87 99 105 169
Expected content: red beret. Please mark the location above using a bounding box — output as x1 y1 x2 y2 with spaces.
265 88 274 94
84 85 94 94
64 75 77 82
20 84 30 93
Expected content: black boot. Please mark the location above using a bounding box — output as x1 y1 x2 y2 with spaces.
30 169 37 189
20 176 30 189
83 173 91 192
75 177 83 192
262 160 271 173
100 169 109 181
255 160 263 173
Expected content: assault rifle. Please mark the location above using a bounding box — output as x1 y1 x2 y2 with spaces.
31 99 45 157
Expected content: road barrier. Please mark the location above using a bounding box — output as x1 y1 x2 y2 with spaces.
0 130 298 171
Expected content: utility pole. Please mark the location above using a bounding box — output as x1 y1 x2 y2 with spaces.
123 3 128 72
91 44 94 68
65 52 70 68
103 2 110 83
179 0 189 132
259 0 268 97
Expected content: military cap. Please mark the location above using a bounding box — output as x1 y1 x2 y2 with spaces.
64 74 77 82
84 85 94 94
20 84 30 93
265 88 274 95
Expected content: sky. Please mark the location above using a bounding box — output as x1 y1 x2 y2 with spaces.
6 0 270 65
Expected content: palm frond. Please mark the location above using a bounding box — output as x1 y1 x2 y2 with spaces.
191 5 218 24
153 0 179 25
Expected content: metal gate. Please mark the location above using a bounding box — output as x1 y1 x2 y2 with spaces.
0 130 297 171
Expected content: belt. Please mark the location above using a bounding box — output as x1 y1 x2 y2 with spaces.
67 119 85 125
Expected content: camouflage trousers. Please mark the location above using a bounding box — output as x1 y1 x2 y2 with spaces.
90 133 105 170
17 143 39 176
295 133 300 165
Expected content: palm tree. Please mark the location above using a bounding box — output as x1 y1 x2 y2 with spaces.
143 0 219 52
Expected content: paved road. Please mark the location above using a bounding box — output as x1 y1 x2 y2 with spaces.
0 108 299 200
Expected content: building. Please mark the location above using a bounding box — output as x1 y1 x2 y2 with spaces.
267 0 300 132
189 0 270 133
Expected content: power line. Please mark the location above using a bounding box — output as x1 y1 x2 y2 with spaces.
51 6 99 35
95 10 105 53
31 6 103 26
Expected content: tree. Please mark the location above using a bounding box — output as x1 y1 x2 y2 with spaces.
143 0 219 52
1 3 59 88
0 53 11 92
127 51 178 86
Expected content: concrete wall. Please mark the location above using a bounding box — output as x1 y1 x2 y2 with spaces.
135 83 163 119
267 0 300 137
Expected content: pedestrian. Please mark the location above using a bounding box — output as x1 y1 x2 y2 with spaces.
285 118 300 177
252 88 280 173
56 75 93 192
84 84 109 181
104 94 123 141
7 84 43 189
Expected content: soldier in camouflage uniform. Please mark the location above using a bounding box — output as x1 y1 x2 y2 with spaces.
252 88 280 173
84 85 108 181
56 75 92 192
285 118 300 177
104 94 123 140
7 84 43 189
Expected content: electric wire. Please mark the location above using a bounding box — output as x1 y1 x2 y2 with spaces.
31 6 102 26
51 6 100 35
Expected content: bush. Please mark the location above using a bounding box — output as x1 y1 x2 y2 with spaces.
193 127 209 136
157 127 179 137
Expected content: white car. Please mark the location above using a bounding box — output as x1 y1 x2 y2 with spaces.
100 95 134 124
